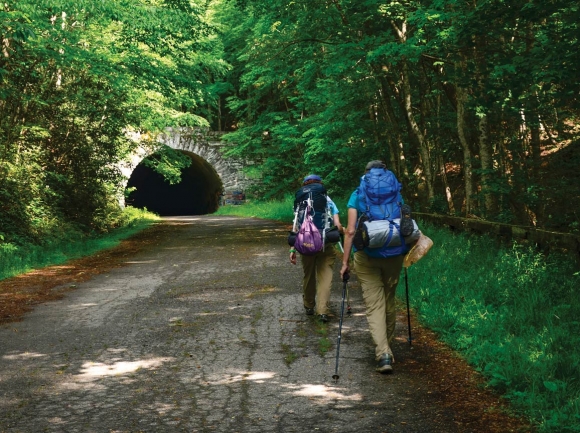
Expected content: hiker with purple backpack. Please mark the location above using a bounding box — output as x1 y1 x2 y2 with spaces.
288 175 344 323
340 160 419 374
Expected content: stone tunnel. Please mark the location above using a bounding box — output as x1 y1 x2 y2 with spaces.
120 128 252 216
125 150 223 215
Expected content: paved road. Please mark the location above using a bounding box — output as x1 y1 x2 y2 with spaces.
0 216 516 433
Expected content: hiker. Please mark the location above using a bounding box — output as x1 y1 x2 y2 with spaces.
340 160 414 374
289 174 344 323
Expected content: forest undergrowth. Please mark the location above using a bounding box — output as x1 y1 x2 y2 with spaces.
0 207 159 281
216 197 580 433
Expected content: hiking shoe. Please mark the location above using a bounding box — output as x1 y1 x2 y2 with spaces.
304 307 315 316
400 204 414 237
376 353 393 374
317 314 329 323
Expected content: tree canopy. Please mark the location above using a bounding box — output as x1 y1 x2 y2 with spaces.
1 0 579 245
1 0 227 242
217 0 580 232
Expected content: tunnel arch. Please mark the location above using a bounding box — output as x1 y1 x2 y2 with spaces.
125 149 223 216
119 127 253 213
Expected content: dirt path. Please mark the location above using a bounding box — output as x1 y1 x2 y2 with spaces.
0 216 532 432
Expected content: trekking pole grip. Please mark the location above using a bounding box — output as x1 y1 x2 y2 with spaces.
343 272 350 283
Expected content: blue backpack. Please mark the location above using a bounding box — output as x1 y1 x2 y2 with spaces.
356 168 409 258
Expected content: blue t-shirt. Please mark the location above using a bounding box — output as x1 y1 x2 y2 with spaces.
347 190 358 210
327 196 339 216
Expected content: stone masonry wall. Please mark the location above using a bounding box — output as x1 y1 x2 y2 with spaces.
120 127 255 195
158 127 254 193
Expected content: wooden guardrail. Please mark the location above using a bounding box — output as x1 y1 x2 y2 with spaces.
414 212 580 263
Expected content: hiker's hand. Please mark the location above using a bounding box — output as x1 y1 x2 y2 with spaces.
340 262 349 280
290 252 297 265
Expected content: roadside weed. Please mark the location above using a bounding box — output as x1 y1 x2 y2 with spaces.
318 337 332 356
0 207 158 281
401 221 580 432
281 344 299 366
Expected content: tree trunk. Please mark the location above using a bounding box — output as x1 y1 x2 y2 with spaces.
439 155 455 214
529 113 542 226
478 113 495 217
376 81 408 179
456 86 474 216
390 20 434 201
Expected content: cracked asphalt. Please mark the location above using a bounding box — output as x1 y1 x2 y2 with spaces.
0 216 529 433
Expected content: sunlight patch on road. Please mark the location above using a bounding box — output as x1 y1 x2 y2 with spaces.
143 402 176 416
3 351 47 360
245 286 280 298
205 371 277 385
73 357 173 382
106 348 128 353
286 384 363 402
66 303 99 311
124 260 159 264
48 417 66 426
253 251 277 257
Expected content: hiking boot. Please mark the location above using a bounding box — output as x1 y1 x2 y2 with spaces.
304 307 315 316
376 353 393 374
400 204 414 237
317 314 329 323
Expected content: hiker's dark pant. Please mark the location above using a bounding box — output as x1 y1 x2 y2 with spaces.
301 246 336 315
354 252 404 360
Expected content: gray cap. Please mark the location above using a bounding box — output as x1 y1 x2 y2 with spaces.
365 160 386 171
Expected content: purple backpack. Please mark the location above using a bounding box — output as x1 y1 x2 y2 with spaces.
294 204 323 255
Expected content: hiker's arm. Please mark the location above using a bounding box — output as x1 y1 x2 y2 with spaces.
340 207 357 279
333 213 344 234
289 251 297 265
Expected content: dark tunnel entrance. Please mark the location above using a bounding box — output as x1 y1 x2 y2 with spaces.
125 150 223 216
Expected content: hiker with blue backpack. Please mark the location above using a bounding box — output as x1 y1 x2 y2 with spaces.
288 175 344 323
340 160 420 374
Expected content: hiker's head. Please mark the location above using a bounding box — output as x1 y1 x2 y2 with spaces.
365 160 386 173
303 174 322 185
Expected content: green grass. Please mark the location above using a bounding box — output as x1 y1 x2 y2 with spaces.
318 336 332 356
399 220 580 432
281 343 299 365
214 194 351 225
214 194 295 222
215 199 580 432
0 206 159 281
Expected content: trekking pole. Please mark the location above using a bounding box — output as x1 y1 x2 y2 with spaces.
337 241 351 316
332 272 349 383
405 267 413 346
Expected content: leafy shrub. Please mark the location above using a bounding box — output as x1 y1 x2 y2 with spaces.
0 207 158 282
402 222 580 432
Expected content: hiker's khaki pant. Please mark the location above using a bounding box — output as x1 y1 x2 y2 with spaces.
354 251 404 359
301 246 336 315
